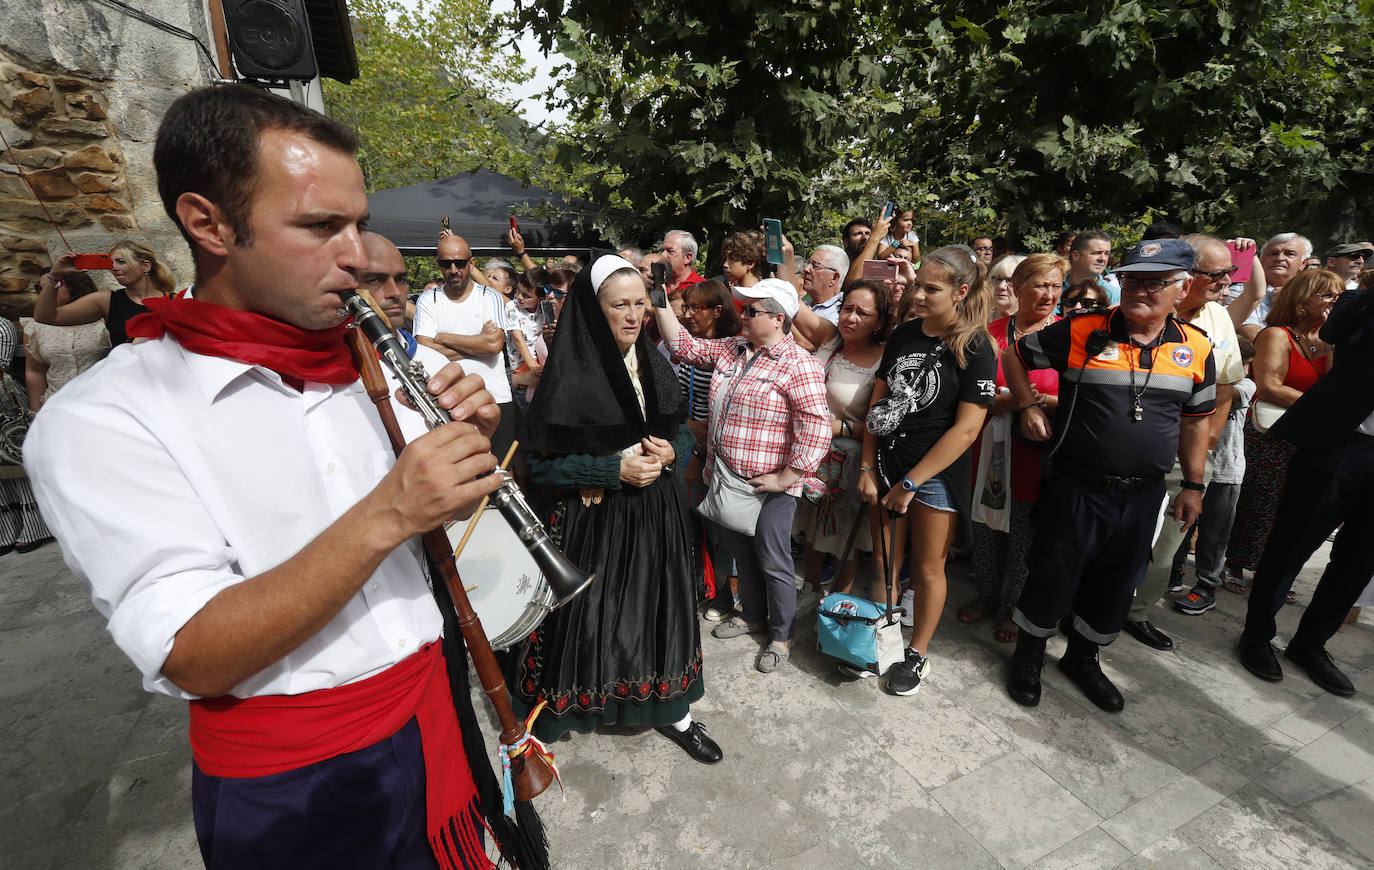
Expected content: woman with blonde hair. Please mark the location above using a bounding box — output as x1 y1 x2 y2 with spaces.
857 245 998 694
35 240 177 346
960 253 1066 643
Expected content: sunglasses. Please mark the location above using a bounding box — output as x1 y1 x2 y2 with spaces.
436 258 470 270
740 306 776 318
544 286 567 299
1190 266 1238 283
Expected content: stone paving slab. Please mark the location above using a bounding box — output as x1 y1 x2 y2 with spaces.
0 536 1370 869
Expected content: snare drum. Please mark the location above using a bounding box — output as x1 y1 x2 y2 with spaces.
444 507 555 650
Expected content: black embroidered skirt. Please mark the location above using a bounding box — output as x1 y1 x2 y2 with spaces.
514 471 704 742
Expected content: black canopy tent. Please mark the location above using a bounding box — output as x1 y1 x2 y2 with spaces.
364 169 615 257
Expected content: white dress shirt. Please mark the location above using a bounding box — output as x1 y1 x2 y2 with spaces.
24 335 449 700
412 283 513 403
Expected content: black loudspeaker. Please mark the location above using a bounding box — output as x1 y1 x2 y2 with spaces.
223 0 318 81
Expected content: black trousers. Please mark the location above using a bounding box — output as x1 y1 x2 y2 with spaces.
1012 474 1166 644
1243 441 1374 651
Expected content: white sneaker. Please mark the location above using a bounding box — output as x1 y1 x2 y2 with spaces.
899 589 915 627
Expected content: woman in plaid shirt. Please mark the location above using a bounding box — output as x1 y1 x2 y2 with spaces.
658 278 831 674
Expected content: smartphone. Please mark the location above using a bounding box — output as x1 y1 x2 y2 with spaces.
441 216 450 231
763 218 784 265
73 253 113 270
509 216 519 233
1226 242 1253 285
648 260 670 308
539 298 556 324
862 259 898 281
881 201 894 220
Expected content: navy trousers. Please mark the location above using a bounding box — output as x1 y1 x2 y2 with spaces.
1243 442 1374 651
1013 474 1166 644
192 717 440 870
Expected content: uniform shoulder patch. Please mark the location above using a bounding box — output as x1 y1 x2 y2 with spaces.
1171 345 1194 367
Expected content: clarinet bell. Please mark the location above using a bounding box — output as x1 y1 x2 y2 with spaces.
541 544 594 610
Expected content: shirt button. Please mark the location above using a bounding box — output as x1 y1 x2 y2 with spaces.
326 461 337 473
398 638 407 649
370 583 380 592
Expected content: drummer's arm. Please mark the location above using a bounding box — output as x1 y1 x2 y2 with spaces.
526 452 624 491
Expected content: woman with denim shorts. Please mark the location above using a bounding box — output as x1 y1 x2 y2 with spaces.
858 246 998 696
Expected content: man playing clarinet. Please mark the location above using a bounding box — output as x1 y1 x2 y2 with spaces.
25 84 533 870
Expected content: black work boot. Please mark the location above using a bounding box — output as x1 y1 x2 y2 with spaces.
1006 632 1048 707
1058 627 1124 712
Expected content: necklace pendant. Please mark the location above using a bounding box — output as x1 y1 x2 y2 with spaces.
1132 400 1143 422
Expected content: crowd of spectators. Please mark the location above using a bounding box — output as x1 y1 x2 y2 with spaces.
16 207 1373 731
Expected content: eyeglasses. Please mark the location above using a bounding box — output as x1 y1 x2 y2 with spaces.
1119 275 1185 295
1190 266 1239 283
436 258 470 270
973 245 993 253
683 303 718 314
740 306 775 318
804 260 839 273
1314 291 1341 302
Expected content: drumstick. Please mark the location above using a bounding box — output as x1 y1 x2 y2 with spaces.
452 440 519 562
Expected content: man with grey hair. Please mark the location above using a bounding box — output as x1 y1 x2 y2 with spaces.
801 244 849 326
660 230 704 295
1232 232 1309 340
1002 238 1215 712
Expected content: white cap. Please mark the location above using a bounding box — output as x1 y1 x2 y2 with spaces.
732 277 799 318
590 254 641 294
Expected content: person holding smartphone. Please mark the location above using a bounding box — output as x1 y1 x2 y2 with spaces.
36 241 178 346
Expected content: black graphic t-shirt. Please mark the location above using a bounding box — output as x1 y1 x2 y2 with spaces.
873 319 997 494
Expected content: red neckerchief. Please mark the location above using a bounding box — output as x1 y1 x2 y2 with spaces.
125 294 358 384
189 643 493 870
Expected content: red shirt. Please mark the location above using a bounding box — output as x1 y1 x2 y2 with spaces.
669 269 705 294
973 315 1060 502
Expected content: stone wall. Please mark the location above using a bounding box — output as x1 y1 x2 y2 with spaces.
0 0 216 321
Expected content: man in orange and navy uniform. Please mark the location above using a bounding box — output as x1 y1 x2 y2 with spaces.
1000 238 1216 713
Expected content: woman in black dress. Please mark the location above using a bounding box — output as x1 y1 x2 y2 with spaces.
516 255 721 763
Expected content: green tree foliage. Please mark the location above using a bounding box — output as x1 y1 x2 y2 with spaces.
322 0 543 192
516 0 1374 255
514 0 905 260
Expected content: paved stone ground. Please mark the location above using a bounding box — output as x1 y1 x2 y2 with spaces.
2 538 1371 869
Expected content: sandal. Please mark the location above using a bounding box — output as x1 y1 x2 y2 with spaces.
993 618 1018 644
956 602 989 624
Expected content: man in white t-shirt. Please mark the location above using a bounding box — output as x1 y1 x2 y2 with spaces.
414 233 517 457
1124 234 1246 651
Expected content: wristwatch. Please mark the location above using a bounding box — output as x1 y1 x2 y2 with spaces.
901 477 917 491
1181 480 1206 492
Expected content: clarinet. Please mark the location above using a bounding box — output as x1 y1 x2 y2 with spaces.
341 291 592 608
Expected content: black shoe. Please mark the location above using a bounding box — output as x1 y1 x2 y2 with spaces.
1006 633 1047 707
656 721 723 764
1058 647 1125 712
1284 645 1355 696
1174 585 1216 616
1166 568 1186 594
1123 619 1174 651
1238 636 1283 682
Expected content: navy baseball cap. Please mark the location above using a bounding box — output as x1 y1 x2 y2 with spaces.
1117 238 1195 273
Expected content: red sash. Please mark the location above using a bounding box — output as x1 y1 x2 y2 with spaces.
189 643 493 870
